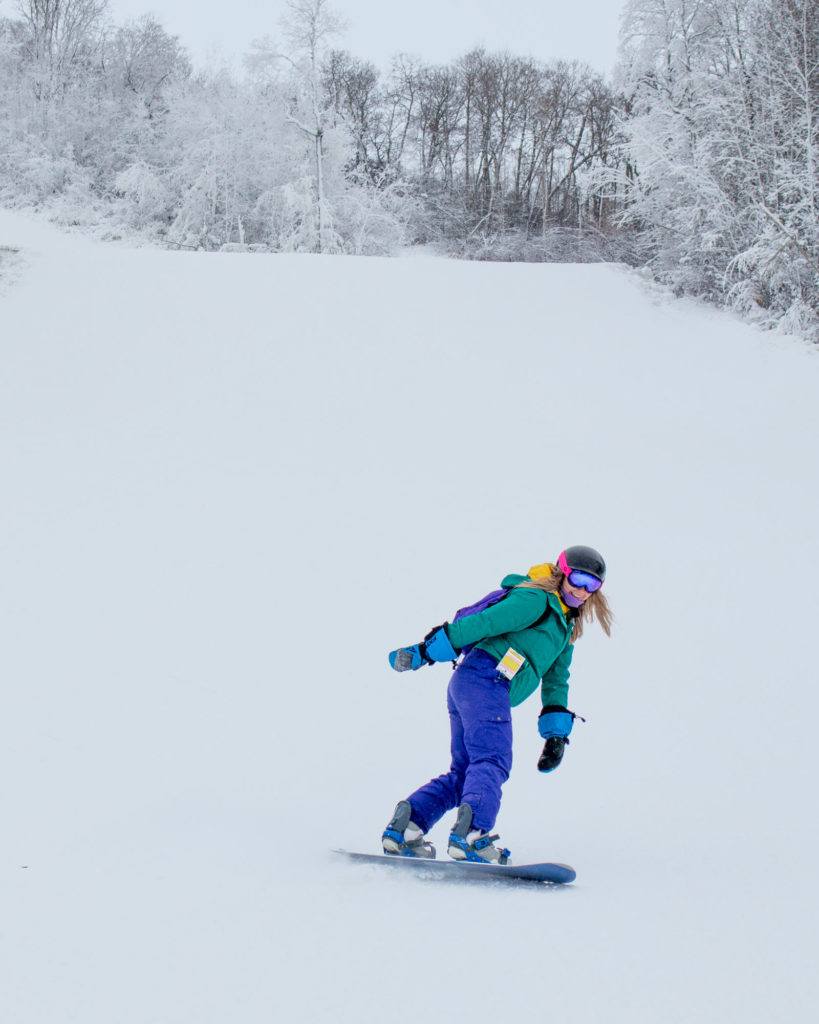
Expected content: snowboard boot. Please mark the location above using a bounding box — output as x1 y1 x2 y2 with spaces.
447 803 510 865
382 800 436 859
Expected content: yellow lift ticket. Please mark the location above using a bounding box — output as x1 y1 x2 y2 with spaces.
497 647 525 680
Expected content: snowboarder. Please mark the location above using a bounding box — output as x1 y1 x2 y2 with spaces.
383 546 612 863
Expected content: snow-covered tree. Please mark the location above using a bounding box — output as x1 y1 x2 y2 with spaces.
16 0 107 100
615 0 819 335
277 0 347 253
106 15 191 113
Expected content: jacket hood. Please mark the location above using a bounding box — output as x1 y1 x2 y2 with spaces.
500 572 530 587
527 562 557 580
502 564 571 616
500 562 556 589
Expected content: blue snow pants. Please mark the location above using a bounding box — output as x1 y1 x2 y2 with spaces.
407 648 513 834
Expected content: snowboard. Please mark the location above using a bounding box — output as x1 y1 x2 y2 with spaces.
334 849 575 886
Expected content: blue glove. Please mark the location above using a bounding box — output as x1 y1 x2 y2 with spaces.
388 625 459 672
538 708 576 739
388 644 428 671
537 706 577 773
423 626 458 662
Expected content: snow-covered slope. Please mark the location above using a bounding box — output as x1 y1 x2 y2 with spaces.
2 208 818 1023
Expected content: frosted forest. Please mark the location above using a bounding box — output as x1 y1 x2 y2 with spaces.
1 0 818 340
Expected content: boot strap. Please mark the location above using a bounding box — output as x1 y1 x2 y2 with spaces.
471 833 500 852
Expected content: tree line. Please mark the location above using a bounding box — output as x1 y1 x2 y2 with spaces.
0 0 626 259
0 0 817 338
322 47 625 259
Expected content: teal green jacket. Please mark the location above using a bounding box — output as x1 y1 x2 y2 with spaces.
445 574 576 709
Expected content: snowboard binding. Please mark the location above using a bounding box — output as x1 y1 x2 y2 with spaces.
447 803 510 865
382 800 436 859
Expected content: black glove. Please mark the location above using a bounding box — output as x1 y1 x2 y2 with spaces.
537 705 577 773
537 736 568 772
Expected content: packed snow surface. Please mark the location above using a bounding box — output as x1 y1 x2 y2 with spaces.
2 209 818 1023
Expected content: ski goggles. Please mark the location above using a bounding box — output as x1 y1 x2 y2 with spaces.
565 569 603 592
557 551 603 592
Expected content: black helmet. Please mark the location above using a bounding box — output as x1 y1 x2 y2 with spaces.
557 545 606 581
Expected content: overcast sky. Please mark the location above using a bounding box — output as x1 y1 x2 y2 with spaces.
105 0 626 76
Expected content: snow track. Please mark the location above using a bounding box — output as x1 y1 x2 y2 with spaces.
2 208 818 1023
